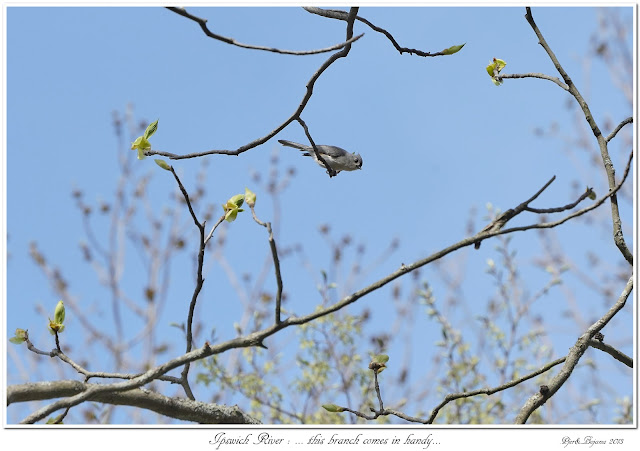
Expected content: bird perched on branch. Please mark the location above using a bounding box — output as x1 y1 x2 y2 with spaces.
278 139 363 175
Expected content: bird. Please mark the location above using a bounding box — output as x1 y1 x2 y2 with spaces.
278 139 363 174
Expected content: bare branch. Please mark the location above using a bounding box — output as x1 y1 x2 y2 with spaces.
166 6 364 55
499 148 632 236
499 73 569 91
605 116 633 143
588 339 633 368
250 206 284 324
169 166 205 400
428 357 566 423
296 116 337 177
9 380 260 424
515 275 633 424
525 6 633 265
146 8 361 162
525 187 594 214
474 175 556 248
303 7 455 57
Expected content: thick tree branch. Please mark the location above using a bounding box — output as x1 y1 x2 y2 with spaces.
514 275 633 424
9 380 260 424
166 6 364 55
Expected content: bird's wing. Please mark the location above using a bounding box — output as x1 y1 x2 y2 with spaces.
317 145 348 158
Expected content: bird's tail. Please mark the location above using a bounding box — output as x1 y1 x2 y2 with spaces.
278 139 307 151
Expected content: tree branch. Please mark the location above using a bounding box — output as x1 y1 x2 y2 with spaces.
525 6 633 266
166 6 364 55
18 149 631 424
588 339 633 368
9 380 260 424
303 7 455 57
146 8 361 162
170 166 204 400
249 206 284 325
605 116 633 143
514 275 633 424
499 73 569 91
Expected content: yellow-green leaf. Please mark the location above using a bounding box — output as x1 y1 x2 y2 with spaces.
322 404 344 413
154 159 171 171
144 119 159 139
245 188 256 208
225 208 239 222
443 43 465 55
228 194 245 208
54 300 65 324
131 136 143 150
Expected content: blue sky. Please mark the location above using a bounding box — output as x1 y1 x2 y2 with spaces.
4 4 635 428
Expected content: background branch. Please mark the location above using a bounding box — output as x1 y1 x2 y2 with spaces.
514 275 633 424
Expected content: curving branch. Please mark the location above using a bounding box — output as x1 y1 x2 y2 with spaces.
146 8 361 163
499 73 569 91
525 7 633 266
605 116 633 143
498 148 632 236
167 166 206 400
303 7 455 57
515 275 633 424
166 6 364 55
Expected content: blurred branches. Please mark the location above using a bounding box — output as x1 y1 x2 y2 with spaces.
8 7 633 426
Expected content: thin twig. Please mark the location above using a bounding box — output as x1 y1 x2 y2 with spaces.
525 187 594 214
23 331 56 357
250 206 284 324
167 7 364 55
170 166 204 401
296 117 337 177
499 148 632 236
605 116 633 143
499 73 569 91
428 357 567 423
474 175 556 248
303 7 454 57
204 215 226 246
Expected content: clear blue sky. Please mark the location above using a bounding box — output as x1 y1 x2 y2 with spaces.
4 4 634 427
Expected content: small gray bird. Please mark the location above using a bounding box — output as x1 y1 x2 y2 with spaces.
278 139 363 174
